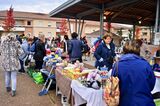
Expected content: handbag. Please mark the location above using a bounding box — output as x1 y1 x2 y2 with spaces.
103 62 120 106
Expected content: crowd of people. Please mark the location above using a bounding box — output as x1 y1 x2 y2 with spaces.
0 31 158 106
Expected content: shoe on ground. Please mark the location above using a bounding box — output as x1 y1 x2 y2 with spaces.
11 90 16 97
19 69 25 73
6 87 11 92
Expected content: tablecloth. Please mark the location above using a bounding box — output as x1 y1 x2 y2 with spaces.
152 77 160 94
55 68 72 103
71 80 107 106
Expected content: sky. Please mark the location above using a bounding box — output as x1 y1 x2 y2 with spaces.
0 0 68 13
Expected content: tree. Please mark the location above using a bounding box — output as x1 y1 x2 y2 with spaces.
2 6 15 32
59 18 68 35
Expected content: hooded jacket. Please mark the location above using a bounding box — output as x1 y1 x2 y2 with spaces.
0 33 23 71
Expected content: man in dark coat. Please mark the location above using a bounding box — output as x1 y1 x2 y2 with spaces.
68 32 84 63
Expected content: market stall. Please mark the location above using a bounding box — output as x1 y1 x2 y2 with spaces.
55 68 72 104
55 60 111 106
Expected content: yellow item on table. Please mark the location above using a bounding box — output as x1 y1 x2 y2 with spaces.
55 54 59 58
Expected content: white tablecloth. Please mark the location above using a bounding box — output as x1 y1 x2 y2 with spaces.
71 80 107 106
152 77 160 94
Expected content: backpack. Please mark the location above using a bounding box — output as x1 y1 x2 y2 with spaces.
81 39 90 53
83 44 90 53
92 39 102 52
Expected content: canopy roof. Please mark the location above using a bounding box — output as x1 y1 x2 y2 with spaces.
49 0 156 26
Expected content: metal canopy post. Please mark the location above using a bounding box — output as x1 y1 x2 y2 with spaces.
149 26 152 44
75 18 77 33
78 18 81 38
100 4 104 38
67 18 71 35
133 24 135 40
108 21 111 33
80 19 84 38
155 0 159 33
151 26 155 44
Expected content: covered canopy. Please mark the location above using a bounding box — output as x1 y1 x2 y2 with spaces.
49 0 156 26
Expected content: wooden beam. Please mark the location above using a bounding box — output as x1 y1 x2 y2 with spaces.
104 0 139 9
78 3 101 11
58 13 75 18
129 7 153 14
77 8 99 18
141 0 155 6
111 7 128 20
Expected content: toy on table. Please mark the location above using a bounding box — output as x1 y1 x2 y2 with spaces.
99 67 109 88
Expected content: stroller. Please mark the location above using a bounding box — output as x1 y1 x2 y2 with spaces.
38 55 58 96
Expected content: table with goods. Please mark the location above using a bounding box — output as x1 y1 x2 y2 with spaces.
55 60 116 106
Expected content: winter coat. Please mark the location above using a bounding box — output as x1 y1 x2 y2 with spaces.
94 41 116 70
0 33 24 71
19 40 30 61
68 38 83 60
112 54 155 106
33 40 46 61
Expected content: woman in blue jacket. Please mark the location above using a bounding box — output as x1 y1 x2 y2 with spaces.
94 34 116 70
112 40 156 106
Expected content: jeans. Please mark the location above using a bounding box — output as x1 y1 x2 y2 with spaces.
19 59 25 72
5 71 17 91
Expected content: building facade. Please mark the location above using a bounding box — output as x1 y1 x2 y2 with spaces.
0 11 56 39
0 10 152 44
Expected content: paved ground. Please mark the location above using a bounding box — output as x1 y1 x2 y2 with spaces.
0 66 62 106
0 55 95 106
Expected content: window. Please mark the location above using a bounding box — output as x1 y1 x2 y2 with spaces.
48 32 51 35
56 22 61 29
142 32 147 36
39 32 43 34
48 22 52 27
27 21 31 25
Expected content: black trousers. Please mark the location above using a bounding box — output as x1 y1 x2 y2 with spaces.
19 59 25 72
70 58 82 64
35 61 43 70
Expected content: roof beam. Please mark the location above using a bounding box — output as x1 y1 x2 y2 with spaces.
141 0 155 6
138 13 154 21
104 0 139 9
111 7 128 20
111 6 152 20
49 0 82 17
77 8 99 18
130 7 152 14
78 3 101 11
57 13 75 18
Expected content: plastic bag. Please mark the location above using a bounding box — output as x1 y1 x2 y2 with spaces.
32 72 44 84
